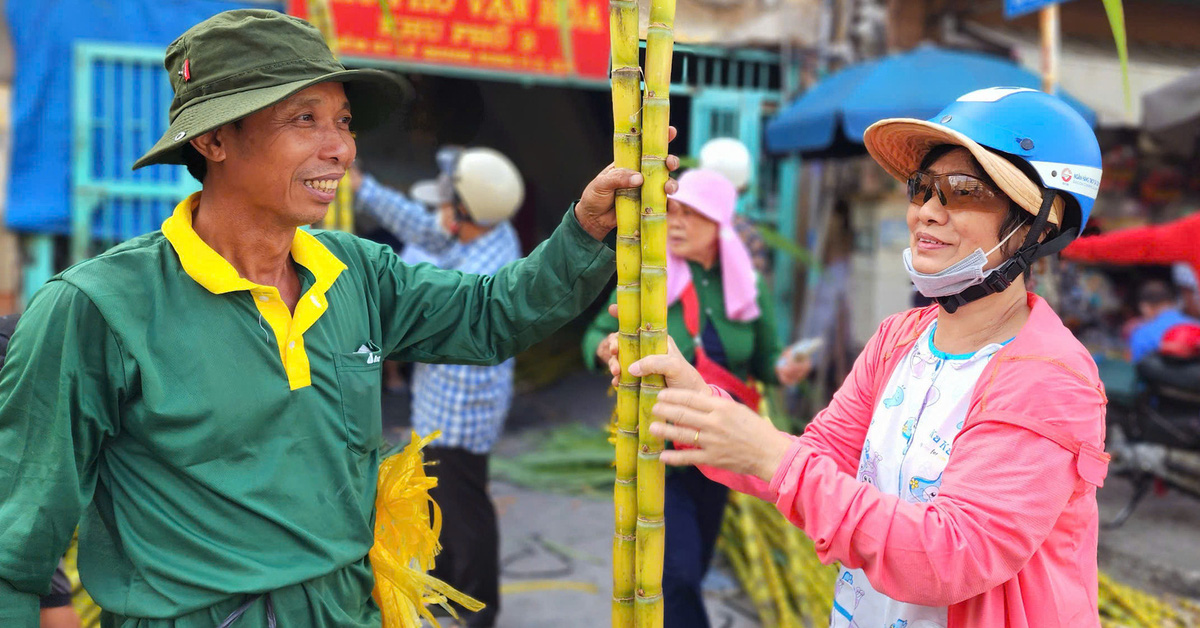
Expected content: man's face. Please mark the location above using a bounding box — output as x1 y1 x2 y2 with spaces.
216 82 355 228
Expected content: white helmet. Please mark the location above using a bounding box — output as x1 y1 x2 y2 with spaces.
698 138 753 191
410 147 525 225
454 148 525 225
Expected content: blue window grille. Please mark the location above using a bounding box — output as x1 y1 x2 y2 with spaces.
71 41 199 262
688 88 799 338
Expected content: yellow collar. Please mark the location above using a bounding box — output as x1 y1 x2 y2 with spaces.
162 193 347 294
161 192 348 391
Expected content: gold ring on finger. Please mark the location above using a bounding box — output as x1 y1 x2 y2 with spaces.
692 429 701 446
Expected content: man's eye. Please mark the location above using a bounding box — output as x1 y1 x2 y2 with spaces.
297 114 315 122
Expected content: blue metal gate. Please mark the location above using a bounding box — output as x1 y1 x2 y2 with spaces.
71 41 199 261
688 88 799 337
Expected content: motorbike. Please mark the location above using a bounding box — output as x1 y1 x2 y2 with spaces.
1104 350 1200 528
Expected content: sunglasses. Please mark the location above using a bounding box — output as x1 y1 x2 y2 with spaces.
906 171 1002 209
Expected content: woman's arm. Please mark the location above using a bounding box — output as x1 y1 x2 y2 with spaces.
580 290 620 370
1063 213 1200 268
769 415 1079 606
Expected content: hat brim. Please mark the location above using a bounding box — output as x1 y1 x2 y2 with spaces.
410 179 452 207
133 68 410 170
863 118 1062 226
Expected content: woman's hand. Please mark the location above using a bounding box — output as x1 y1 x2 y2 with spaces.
775 352 813 387
648 388 794 482
596 332 618 371
604 305 709 396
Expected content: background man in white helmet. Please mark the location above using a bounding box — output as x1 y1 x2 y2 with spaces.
349 147 524 628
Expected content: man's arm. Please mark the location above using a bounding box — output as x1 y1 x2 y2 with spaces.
355 173 455 255
1063 213 1200 268
0 282 122 625
371 206 616 365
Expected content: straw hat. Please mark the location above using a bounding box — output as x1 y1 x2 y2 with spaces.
864 118 1064 226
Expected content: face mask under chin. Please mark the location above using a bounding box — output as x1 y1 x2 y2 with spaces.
903 221 1027 299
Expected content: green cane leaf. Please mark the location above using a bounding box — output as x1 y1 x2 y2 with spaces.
1100 0 1132 110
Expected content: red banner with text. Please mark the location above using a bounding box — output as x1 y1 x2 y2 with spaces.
288 0 611 79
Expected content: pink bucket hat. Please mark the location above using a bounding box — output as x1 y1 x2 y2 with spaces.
667 169 761 322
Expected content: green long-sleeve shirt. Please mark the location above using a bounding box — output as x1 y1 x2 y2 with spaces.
0 194 614 627
581 261 782 385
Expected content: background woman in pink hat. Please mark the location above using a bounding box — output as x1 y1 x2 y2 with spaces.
583 168 809 628
619 88 1111 627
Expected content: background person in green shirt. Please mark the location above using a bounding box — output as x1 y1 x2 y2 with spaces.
583 169 809 628
0 9 679 628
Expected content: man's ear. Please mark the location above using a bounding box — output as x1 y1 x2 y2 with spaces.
190 128 228 163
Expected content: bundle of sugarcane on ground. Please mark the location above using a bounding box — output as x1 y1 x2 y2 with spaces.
717 491 837 628
1097 571 1200 627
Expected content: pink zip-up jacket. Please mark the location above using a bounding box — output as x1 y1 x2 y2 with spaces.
703 294 1110 627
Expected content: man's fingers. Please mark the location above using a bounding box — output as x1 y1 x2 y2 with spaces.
664 177 679 195
608 303 619 319
668 126 678 143
595 167 643 193
666 155 680 172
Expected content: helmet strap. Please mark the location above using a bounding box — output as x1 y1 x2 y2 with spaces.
935 189 1078 314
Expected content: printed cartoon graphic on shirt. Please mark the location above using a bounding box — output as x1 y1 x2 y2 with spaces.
922 385 941 407
831 572 867 628
858 439 882 486
901 418 917 454
908 472 943 502
883 386 905 408
910 350 937 379
841 322 1004 627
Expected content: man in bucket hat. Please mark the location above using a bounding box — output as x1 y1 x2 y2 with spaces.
0 9 676 627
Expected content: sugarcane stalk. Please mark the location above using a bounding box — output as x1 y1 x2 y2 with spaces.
609 1 641 626
635 1 675 627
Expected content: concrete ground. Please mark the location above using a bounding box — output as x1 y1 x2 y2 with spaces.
384 367 1200 627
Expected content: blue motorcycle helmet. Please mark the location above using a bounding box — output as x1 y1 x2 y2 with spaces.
863 87 1103 312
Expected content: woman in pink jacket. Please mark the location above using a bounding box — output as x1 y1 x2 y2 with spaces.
616 88 1111 627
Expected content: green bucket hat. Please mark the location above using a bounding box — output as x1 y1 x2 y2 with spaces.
133 9 409 170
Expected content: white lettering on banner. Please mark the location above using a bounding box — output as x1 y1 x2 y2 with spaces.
956 87 1038 103
1029 160 1103 199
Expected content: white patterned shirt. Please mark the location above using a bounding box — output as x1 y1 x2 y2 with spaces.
356 174 522 453
831 322 1010 628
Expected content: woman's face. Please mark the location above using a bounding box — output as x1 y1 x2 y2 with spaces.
907 148 1015 275
667 198 720 265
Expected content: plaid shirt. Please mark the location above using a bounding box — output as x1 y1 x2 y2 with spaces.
357 175 522 453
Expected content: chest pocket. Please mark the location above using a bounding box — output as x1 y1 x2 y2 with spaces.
334 351 384 454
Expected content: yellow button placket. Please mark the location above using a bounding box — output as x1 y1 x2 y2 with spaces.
162 193 346 392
